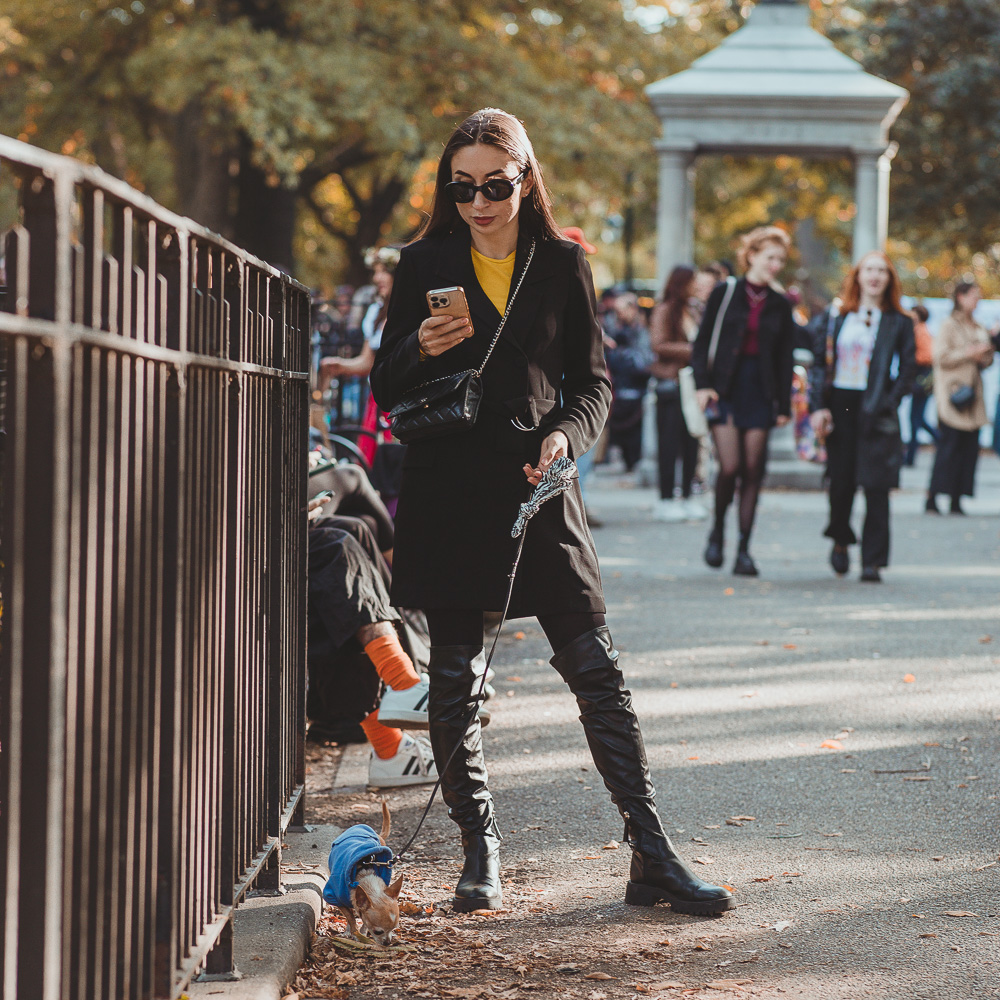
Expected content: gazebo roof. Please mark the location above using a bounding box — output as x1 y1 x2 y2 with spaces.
645 0 907 155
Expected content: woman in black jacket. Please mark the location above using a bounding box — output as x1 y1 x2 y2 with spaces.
692 226 795 576
808 251 916 582
371 108 732 918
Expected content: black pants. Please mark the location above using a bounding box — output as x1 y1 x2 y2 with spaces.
425 610 606 656
905 370 938 464
609 398 644 472
656 392 698 499
825 389 890 569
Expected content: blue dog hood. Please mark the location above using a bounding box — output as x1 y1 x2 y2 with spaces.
323 824 394 908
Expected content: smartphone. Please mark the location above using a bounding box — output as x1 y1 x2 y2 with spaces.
426 286 471 322
312 490 335 502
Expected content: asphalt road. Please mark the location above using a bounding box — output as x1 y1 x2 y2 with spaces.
304 448 1000 1000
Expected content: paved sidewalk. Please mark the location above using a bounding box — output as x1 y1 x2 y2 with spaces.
297 447 1000 1000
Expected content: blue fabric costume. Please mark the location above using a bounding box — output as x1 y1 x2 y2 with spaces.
323 824 394 908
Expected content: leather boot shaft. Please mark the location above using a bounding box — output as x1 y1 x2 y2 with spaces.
427 644 498 838
453 833 503 912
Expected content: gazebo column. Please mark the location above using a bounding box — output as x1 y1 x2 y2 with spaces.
852 147 893 260
654 142 696 288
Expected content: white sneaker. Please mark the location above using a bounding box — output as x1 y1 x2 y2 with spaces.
682 498 708 521
368 733 438 788
377 676 430 730
653 499 687 522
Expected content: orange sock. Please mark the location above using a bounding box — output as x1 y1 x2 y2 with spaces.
361 711 403 760
365 633 420 691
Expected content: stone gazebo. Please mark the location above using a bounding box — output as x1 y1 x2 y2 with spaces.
645 0 908 286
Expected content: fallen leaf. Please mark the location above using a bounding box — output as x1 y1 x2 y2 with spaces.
951 945 964 952
752 875 774 882
821 832 843 837
924 742 941 747
693 943 712 951
470 908 502 917
649 983 686 992
979 635 992 643
755 640 769 646
704 824 721 829
903 674 916 683
724 587 735 596
773 920 792 933
730 815 755 822
670 682 679 688
783 643 797 650
688 756 700 760
782 872 804 877
972 861 997 872
943 910 978 917
819 740 843 750
841 768 857 773
506 675 523 682
705 980 753 991
692 856 716 865
904 776 933 782
778 942 793 948
932 856 945 861
603 841 620 850
919 932 938 938
514 632 525 640
585 973 616 980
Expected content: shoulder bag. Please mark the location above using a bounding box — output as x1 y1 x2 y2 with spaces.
679 276 737 438
389 240 536 444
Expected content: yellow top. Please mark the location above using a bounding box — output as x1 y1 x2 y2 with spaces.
471 247 515 316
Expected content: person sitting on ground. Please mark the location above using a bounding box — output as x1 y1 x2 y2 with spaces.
307 495 442 788
309 460 397 564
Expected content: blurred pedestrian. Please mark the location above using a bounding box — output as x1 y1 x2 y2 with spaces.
903 303 938 466
809 251 916 582
371 106 733 918
649 265 705 522
605 291 652 472
925 282 994 515
693 226 795 576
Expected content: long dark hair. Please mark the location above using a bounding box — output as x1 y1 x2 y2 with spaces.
416 108 563 242
952 281 977 312
658 265 695 343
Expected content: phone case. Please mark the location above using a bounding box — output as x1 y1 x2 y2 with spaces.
426 287 470 320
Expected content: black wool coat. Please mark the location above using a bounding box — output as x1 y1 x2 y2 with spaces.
370 228 611 617
808 307 917 491
691 278 795 418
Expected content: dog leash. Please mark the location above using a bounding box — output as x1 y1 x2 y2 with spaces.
390 457 578 866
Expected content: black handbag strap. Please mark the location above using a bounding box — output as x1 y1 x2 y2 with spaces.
474 238 536 377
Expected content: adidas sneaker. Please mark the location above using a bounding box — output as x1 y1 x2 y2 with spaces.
377 676 430 730
368 733 438 788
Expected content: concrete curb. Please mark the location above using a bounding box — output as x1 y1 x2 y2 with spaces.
186 825 341 1000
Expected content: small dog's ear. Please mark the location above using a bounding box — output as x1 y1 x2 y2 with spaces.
387 874 403 900
353 883 372 911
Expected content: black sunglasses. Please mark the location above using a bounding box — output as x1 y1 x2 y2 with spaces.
446 168 529 204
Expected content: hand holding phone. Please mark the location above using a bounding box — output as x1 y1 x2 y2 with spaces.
418 287 473 357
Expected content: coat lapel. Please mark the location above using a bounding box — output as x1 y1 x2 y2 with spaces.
863 311 898 412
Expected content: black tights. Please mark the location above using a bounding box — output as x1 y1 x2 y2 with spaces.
425 610 606 655
711 422 769 542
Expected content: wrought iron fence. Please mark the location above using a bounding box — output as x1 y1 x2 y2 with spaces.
0 134 310 999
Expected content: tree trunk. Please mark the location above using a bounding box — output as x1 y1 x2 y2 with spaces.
170 105 236 240
234 143 298 274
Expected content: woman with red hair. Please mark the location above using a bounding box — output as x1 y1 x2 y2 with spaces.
808 251 917 582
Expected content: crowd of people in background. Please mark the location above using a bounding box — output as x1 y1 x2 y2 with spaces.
304 224 999 772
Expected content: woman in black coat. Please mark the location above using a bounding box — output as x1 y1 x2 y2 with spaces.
371 108 732 918
808 251 917 582
692 226 795 576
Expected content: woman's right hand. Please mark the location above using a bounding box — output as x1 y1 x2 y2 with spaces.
696 388 718 412
418 315 473 357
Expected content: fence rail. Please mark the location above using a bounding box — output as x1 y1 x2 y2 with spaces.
0 134 310 1000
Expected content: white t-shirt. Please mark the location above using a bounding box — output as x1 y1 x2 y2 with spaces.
362 301 385 351
833 308 881 390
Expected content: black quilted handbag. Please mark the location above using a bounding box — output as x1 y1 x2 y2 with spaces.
389 240 535 444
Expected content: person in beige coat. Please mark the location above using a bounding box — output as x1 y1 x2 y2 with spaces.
926 282 995 514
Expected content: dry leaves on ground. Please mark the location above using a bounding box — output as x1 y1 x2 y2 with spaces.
943 910 978 917
705 980 753 991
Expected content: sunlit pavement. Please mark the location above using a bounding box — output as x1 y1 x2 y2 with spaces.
325 446 999 999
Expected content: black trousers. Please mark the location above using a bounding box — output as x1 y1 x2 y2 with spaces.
825 389 890 569
656 392 698 499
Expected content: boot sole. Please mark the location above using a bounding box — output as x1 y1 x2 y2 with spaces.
376 710 429 729
624 880 735 915
452 892 503 913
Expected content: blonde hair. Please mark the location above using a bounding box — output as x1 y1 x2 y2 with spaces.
737 226 791 273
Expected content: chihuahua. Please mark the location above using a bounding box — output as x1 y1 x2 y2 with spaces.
323 801 403 946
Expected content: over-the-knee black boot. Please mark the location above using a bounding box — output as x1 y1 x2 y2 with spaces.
427 645 502 912
550 628 734 916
